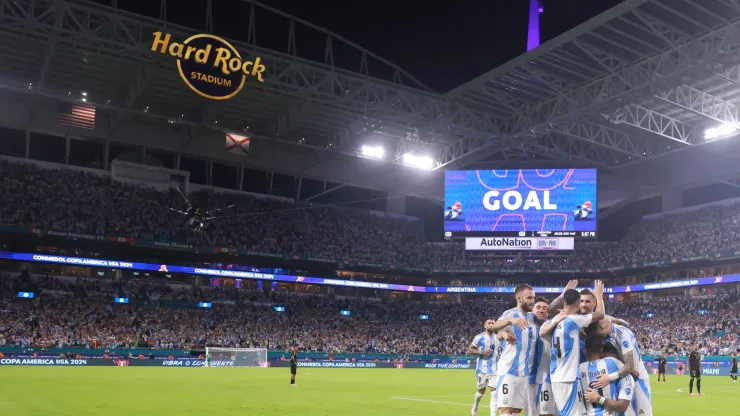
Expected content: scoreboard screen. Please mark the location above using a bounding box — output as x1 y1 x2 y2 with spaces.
444 169 597 238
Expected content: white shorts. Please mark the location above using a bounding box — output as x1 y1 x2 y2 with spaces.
526 383 539 415
632 377 652 416
496 374 527 409
537 382 558 415
476 372 497 390
552 381 587 416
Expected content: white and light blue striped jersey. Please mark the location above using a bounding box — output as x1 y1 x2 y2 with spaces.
528 323 542 385
471 331 498 375
497 307 536 377
579 357 636 416
605 324 649 382
532 321 551 385
550 313 593 382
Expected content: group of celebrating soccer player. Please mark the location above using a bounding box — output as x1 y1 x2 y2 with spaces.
469 280 653 416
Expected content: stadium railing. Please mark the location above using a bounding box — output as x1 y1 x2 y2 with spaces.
0 347 735 364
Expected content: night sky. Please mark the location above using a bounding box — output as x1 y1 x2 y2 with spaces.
257 0 626 92
96 0 627 92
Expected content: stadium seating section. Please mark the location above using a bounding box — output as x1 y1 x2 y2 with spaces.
3 158 740 270
0 272 737 356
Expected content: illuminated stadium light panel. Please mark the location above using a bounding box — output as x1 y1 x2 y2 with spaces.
444 169 597 238
704 124 738 140
402 154 434 170
3 251 736 295
360 145 385 159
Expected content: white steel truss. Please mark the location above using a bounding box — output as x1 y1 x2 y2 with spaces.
3 0 740 198
0 0 506 163
435 0 740 171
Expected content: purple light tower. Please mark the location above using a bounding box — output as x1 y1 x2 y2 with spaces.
527 0 543 51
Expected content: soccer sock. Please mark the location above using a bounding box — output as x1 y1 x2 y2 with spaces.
489 393 497 416
290 379 295 385
473 392 483 409
697 379 701 393
689 378 694 393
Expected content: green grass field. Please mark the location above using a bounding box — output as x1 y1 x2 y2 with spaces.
0 368 734 415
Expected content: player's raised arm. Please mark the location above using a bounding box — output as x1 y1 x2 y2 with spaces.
593 280 631 327
548 280 578 316
593 280 606 316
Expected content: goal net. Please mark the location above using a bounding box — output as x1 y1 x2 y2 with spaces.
204 347 268 367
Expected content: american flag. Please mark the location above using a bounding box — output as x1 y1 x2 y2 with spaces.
57 103 96 130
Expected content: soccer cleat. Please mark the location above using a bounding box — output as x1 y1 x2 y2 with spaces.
698 393 704 396
689 393 696 396
471 408 477 416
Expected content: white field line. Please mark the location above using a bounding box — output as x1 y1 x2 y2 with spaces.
390 397 471 407
675 386 735 393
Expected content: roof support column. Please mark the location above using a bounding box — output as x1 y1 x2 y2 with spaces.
661 186 682 212
386 192 407 216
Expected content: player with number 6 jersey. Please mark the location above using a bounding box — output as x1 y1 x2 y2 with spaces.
492 285 537 416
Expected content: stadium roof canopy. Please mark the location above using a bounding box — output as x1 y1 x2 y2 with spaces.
3 0 740 204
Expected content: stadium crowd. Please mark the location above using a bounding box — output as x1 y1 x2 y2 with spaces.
609 292 739 357
4 159 740 271
0 272 507 354
1 272 737 356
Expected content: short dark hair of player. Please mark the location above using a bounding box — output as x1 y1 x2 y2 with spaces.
580 289 598 305
584 336 605 356
534 296 549 305
563 289 581 306
584 322 599 337
515 284 533 296
579 289 596 299
602 342 620 359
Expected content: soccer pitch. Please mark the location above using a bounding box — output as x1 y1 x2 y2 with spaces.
0 367 734 415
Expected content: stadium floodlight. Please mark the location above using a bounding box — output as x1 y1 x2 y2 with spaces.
704 124 738 140
403 154 434 170
361 145 384 159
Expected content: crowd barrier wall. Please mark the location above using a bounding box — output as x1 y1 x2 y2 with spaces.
1 348 734 364
0 357 734 375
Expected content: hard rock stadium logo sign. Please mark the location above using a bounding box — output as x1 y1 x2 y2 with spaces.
151 31 266 100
